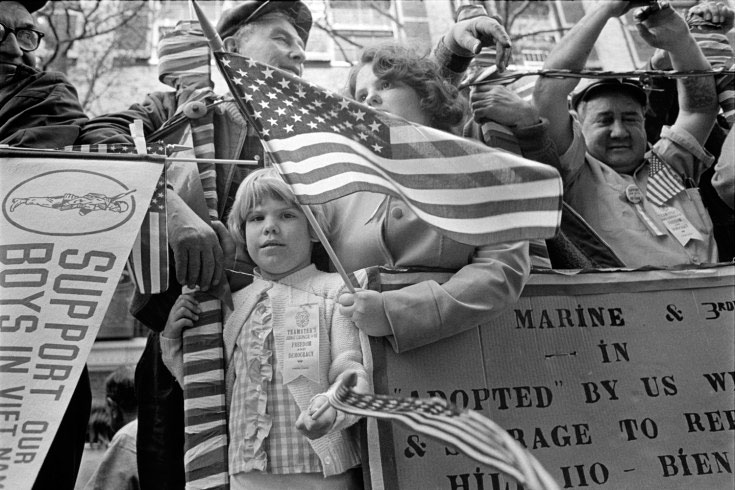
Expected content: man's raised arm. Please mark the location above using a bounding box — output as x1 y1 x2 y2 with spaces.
638 5 718 145
533 1 631 154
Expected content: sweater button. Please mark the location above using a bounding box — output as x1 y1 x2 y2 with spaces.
391 207 403 219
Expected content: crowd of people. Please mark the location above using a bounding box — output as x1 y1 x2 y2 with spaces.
2 0 733 488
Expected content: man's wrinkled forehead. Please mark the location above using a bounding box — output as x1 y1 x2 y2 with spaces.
236 11 299 38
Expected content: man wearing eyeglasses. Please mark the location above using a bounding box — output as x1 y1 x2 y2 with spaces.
0 2 92 490
0 0 88 148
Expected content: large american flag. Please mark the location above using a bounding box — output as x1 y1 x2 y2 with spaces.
326 373 559 490
214 53 562 246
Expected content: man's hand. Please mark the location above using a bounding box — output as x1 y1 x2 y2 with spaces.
446 16 512 72
212 220 236 271
635 3 691 52
338 289 391 337
167 193 223 291
470 85 540 128
295 395 336 440
688 1 734 31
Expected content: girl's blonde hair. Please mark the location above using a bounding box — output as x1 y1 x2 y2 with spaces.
226 167 330 257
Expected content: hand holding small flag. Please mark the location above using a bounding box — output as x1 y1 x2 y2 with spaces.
324 372 560 490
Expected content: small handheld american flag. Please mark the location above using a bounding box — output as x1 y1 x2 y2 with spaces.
646 152 686 207
62 143 168 295
326 373 560 490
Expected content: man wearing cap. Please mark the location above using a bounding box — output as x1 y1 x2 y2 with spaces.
534 1 719 268
1 2 92 489
79 2 312 488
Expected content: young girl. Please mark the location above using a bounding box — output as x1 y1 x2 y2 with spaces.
161 168 370 489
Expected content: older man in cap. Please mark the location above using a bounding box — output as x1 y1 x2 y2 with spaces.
1 2 92 489
534 0 719 268
79 2 314 488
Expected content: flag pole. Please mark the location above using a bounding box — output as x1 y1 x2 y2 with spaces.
300 204 356 294
190 0 358 294
189 0 224 52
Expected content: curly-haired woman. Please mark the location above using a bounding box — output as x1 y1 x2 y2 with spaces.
331 43 531 353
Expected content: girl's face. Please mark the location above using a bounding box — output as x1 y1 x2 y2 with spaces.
244 196 313 281
354 63 432 126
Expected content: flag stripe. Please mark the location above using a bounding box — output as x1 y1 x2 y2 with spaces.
270 132 541 174
282 168 562 208
276 153 557 193
148 212 161 293
184 358 227 377
185 408 228 428
185 444 229 481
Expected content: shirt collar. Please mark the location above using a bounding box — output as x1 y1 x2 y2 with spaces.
253 263 317 285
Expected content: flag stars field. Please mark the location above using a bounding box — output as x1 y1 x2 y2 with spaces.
221 52 391 152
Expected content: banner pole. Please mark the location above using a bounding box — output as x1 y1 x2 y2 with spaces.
166 156 259 166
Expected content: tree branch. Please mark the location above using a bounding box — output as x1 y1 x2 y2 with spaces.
507 1 531 33
367 1 403 27
510 27 570 42
314 21 365 48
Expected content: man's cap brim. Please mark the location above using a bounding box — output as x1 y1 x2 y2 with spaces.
14 0 48 13
572 79 648 111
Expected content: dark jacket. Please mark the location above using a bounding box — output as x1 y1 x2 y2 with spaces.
0 64 87 148
0 63 91 490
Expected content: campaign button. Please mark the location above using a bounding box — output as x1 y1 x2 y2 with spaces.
625 185 642 204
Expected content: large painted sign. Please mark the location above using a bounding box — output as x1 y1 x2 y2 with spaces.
0 149 164 489
367 266 735 490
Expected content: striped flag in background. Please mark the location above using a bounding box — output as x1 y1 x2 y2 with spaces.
62 143 169 294
646 152 686 207
157 20 211 89
182 289 229 490
156 21 219 222
326 373 559 490
214 53 562 247
127 168 168 294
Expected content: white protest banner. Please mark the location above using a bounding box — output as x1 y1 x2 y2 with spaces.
366 266 735 490
0 148 164 489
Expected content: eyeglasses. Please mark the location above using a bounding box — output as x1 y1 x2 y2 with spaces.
0 22 45 52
